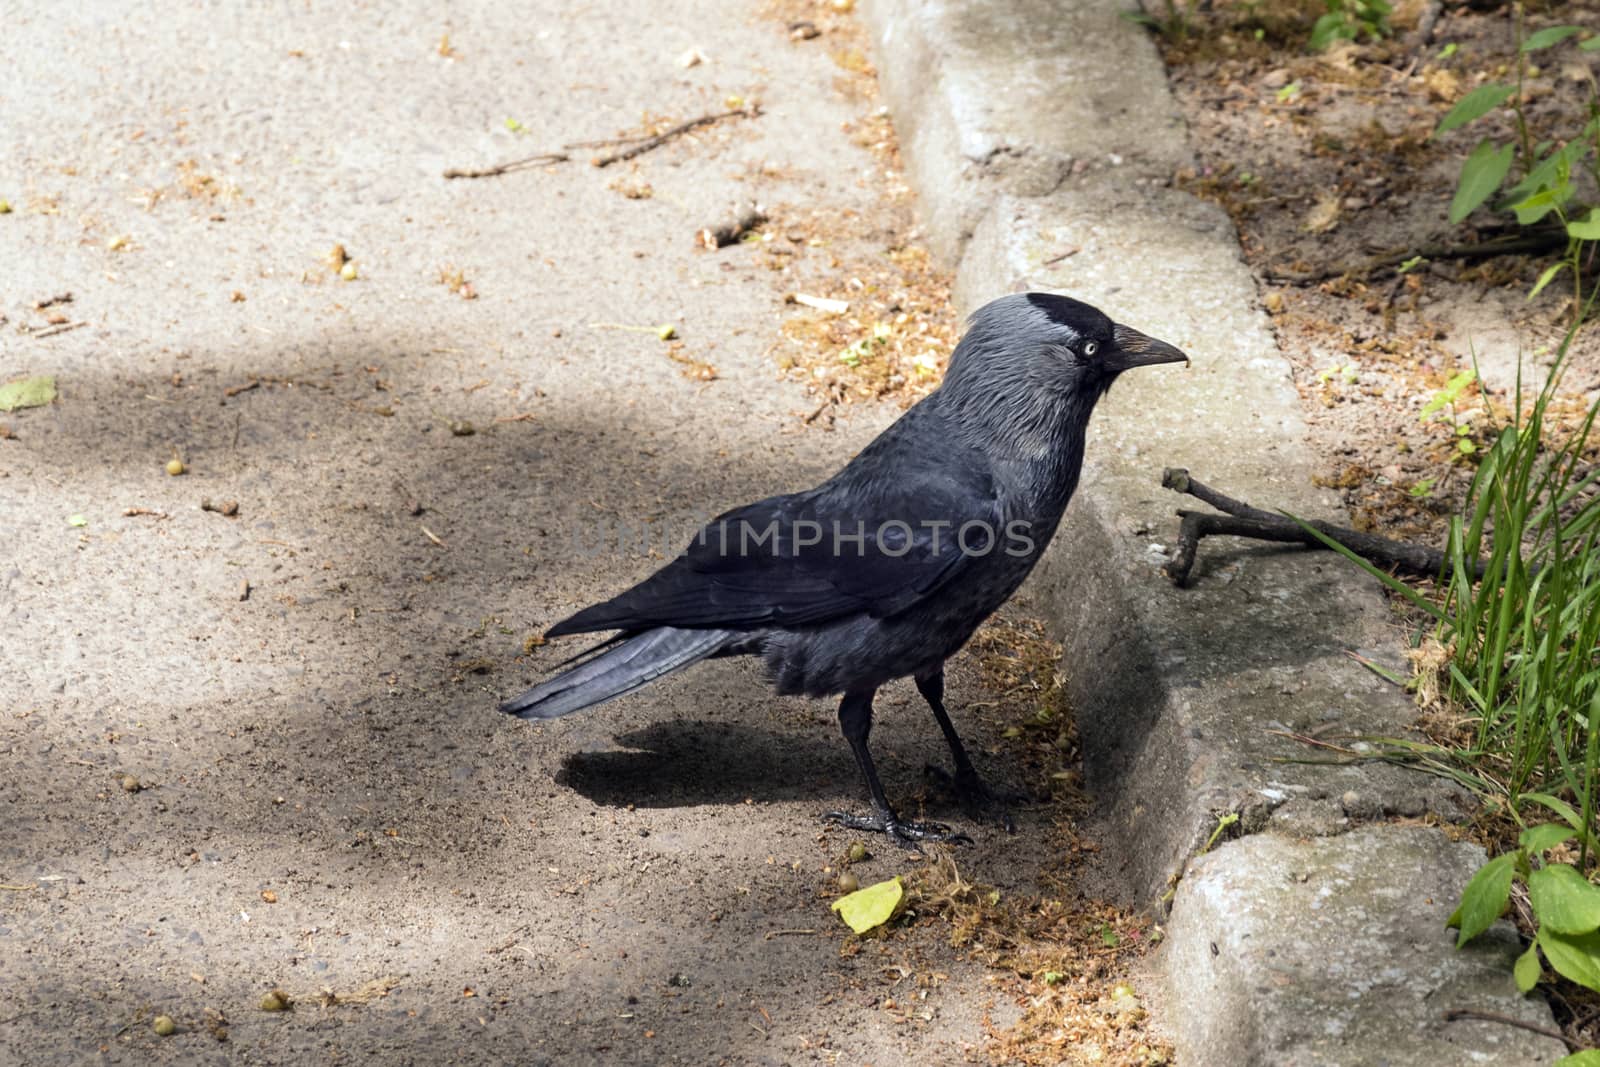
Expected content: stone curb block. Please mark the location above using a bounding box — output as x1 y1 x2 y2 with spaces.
1167 828 1564 1065
858 0 1563 1063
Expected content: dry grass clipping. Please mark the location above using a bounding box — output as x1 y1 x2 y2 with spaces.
762 0 961 415
904 851 1171 1066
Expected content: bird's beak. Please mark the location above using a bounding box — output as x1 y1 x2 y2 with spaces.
1106 323 1189 372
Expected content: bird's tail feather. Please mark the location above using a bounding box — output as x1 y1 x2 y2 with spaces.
500 627 737 721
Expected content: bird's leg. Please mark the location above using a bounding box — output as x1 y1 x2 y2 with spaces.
824 688 972 848
917 667 1020 833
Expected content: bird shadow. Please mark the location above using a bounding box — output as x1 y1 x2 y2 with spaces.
555 719 847 809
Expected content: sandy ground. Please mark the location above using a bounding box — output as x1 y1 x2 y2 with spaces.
0 3 1135 1063
1155 2 1600 543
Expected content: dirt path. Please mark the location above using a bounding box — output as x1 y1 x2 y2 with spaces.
0 4 1161 1064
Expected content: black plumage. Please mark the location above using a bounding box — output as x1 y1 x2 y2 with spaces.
502 292 1187 844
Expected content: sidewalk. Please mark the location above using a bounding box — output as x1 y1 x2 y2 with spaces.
0 3 1043 1062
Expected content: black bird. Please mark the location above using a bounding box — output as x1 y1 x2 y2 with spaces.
502 293 1187 845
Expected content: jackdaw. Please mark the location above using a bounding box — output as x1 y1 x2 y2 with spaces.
502 293 1187 845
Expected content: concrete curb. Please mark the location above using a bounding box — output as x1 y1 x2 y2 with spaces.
859 1 1565 1062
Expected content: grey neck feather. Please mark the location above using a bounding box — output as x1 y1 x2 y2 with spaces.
936 319 1104 489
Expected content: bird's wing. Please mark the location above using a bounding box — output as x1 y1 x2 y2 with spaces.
545 450 1000 637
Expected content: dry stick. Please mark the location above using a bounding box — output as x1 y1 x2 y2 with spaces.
1264 229 1570 286
697 204 767 249
443 151 571 180
1413 0 1445 46
1443 1008 1576 1050
29 320 87 339
443 106 760 179
1159 468 1485 588
593 106 759 167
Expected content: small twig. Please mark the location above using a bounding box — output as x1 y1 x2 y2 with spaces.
224 379 261 398
420 524 446 548
443 106 760 179
1159 468 1484 587
1042 246 1081 267
696 204 767 249
28 320 87 339
33 292 73 309
593 106 760 168
1444 1008 1577 1049
443 151 571 180
1413 0 1445 46
764 928 817 940
1264 230 1570 286
1265 729 1364 755
0 883 38 891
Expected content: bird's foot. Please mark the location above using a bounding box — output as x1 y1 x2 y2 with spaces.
823 808 973 849
925 764 1023 834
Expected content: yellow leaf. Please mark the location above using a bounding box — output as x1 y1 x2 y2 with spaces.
830 876 902 933
1303 193 1342 235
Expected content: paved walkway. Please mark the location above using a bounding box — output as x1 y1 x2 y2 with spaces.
1 4 1057 1063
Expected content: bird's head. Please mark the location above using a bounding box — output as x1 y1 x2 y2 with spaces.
936 292 1188 458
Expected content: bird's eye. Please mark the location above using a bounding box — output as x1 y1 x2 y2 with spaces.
1083 341 1099 358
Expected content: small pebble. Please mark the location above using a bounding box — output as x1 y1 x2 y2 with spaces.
339 261 358 281
449 420 475 436
259 990 290 1012
152 1015 176 1037
838 871 860 893
166 458 186 476
846 841 868 864
121 775 142 793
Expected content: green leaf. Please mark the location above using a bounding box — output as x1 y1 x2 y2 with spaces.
1514 941 1542 993
1555 1052 1600 1067
1042 970 1066 985
1568 208 1600 241
1522 26 1581 52
66 514 87 528
1530 262 1569 302
1583 37 1600 53
1448 853 1515 946
1526 793 1588 832
1529 864 1600 935
1422 369 1476 416
1508 187 1564 226
1538 926 1600 993
1309 11 1353 51
1435 84 1515 136
1449 141 1516 223
1521 823 1578 853
830 876 903 934
1100 923 1120 947
1503 136 1584 202
0 375 58 412
1438 42 1458 59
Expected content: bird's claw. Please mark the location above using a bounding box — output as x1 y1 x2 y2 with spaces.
924 764 1022 834
822 809 974 849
